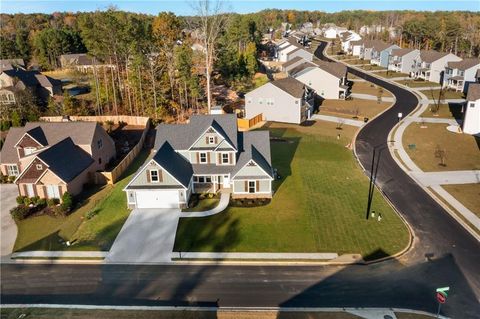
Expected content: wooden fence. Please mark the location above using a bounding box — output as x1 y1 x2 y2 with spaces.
237 113 263 130
40 115 149 126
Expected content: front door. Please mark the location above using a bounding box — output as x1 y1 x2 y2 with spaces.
223 175 230 188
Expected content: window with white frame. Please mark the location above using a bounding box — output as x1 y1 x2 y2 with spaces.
127 191 135 204
208 136 215 144
222 153 229 164
6 164 19 176
199 152 207 163
248 181 256 193
24 147 36 155
266 98 274 106
150 169 159 182
36 164 43 170
470 102 475 108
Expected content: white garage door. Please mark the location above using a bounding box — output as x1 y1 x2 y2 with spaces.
135 190 180 209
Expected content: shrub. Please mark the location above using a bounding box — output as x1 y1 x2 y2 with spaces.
37 198 47 208
10 205 33 220
8 176 16 183
49 205 67 217
47 198 59 207
23 197 32 206
0 120 11 131
31 196 40 205
86 209 99 220
16 196 26 205
60 192 73 212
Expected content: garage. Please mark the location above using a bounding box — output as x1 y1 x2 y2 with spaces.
135 190 180 209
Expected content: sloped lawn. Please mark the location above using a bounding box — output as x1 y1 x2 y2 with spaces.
175 122 410 259
13 149 150 252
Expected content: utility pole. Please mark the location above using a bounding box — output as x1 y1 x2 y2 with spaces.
366 148 376 219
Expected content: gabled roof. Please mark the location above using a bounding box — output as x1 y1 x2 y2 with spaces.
0 59 25 71
0 121 103 165
313 60 347 79
154 114 239 151
2 68 61 89
362 40 387 50
447 58 480 71
271 77 306 99
372 42 396 52
391 48 417 57
288 61 316 77
35 138 94 183
152 142 193 188
419 50 449 63
466 83 480 102
282 56 304 69
232 131 273 179
350 39 364 46
340 31 352 41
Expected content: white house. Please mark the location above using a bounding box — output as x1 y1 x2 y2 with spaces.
245 77 315 124
443 58 480 93
388 48 420 74
348 40 364 56
276 38 313 63
340 31 362 53
411 50 462 84
324 27 338 39
287 59 351 100
463 83 480 135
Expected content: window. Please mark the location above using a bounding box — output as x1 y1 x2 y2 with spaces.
459 70 464 76
248 181 256 193
470 102 475 108
98 158 102 164
258 98 264 105
150 170 159 182
199 152 207 163
36 164 43 170
6 164 19 176
222 153 229 164
208 136 215 144
206 176 212 183
198 176 205 183
46 185 60 199
266 98 274 106
24 147 36 155
127 191 135 204
97 139 103 149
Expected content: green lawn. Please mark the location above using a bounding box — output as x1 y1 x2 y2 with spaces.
396 79 441 88
175 122 410 260
182 194 220 212
403 123 480 171
13 149 151 252
375 71 409 78
359 64 386 71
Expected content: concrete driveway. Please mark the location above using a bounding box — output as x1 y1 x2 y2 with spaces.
105 208 180 263
1 184 18 257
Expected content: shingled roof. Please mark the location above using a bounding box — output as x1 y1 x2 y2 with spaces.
314 60 347 79
447 58 480 71
419 50 449 63
152 141 193 188
282 56 304 69
233 130 273 179
288 61 316 77
391 48 417 57
36 138 94 182
271 77 306 98
466 83 480 102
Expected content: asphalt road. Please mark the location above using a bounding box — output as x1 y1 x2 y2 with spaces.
1 42 479 318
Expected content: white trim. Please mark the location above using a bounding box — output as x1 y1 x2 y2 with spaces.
123 159 188 191
188 125 236 151
231 159 273 180
13 132 45 148
127 190 136 205
199 152 208 164
150 169 160 183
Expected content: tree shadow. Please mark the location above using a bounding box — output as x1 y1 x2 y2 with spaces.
277 252 480 319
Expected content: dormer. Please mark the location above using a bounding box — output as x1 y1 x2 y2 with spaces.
14 128 47 159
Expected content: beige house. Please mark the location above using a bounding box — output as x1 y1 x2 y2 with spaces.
0 122 116 200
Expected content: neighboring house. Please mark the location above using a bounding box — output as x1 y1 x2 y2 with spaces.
281 56 306 73
288 59 350 100
124 114 273 208
411 50 462 84
276 38 313 63
463 83 480 135
370 43 400 68
0 68 62 104
0 121 116 199
359 40 391 61
341 31 362 53
59 53 115 72
245 77 315 124
443 58 480 93
0 59 25 72
323 27 338 39
348 40 364 56
388 48 420 74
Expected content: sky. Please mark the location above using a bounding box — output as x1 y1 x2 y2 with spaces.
1 0 479 15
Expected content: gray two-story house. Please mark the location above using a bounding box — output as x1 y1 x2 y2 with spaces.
124 114 274 209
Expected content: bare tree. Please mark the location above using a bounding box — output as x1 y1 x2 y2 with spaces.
434 145 447 167
336 119 345 130
191 0 228 114
430 87 445 114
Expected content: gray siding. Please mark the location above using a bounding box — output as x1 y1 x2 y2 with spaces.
130 160 182 187
233 179 271 193
234 162 269 178
191 130 223 148
245 83 302 124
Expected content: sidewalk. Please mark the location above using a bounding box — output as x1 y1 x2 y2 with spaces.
181 192 230 217
172 252 338 260
428 98 465 104
312 114 364 127
410 170 480 187
11 251 107 259
415 86 446 91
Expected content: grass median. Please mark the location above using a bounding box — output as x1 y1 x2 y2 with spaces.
175 121 409 260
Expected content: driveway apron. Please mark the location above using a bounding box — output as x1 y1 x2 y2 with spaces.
105 208 180 263
1 184 19 257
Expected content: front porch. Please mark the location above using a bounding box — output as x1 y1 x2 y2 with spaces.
192 174 231 194
446 76 464 92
